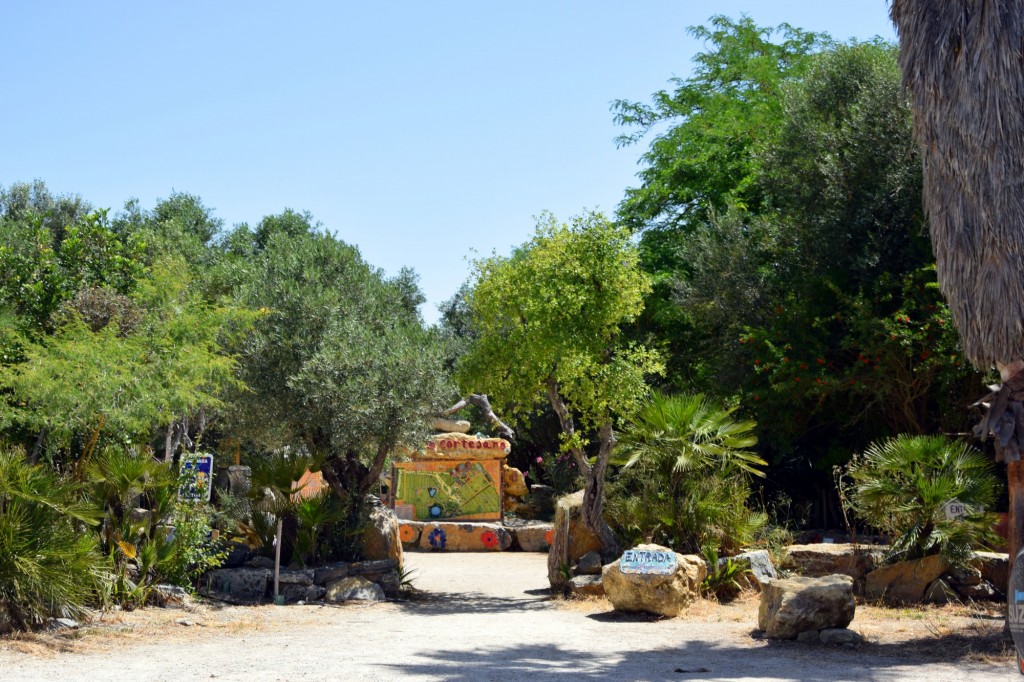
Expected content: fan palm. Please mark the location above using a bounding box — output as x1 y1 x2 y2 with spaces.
845 434 999 565
0 449 107 630
610 392 766 554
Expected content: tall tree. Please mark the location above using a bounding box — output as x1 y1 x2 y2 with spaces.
457 211 662 558
891 1 1024 560
227 216 450 517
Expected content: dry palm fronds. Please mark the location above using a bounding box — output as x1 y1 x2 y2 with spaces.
891 0 1024 368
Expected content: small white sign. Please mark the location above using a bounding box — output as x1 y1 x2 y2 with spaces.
942 499 978 521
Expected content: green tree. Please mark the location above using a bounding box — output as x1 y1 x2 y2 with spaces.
228 216 451 526
457 211 662 555
612 15 826 232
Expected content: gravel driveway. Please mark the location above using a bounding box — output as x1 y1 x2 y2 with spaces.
0 551 1017 681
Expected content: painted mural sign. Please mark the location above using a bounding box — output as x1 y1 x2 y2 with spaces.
619 548 676 575
179 453 214 502
392 459 503 522
420 435 511 460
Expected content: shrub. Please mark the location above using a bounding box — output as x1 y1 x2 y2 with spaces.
841 434 1000 565
608 392 767 554
0 449 107 629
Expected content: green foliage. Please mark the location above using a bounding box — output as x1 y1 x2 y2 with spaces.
700 546 748 602
618 29 983 470
293 491 345 567
87 446 177 606
163 499 226 589
230 222 450 475
0 448 106 629
841 435 1000 565
0 208 145 333
0 259 245 461
609 393 766 554
613 15 827 231
458 211 661 446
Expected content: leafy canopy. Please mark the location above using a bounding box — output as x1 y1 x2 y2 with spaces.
457 211 662 447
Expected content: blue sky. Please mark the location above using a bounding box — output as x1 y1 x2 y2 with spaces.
2 2 896 323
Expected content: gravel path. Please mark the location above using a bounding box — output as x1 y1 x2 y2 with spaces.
0 551 1018 681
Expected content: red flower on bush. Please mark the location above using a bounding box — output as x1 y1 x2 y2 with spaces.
480 530 499 549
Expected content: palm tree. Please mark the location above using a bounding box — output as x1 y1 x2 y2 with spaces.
890 1 1024 560
610 392 766 553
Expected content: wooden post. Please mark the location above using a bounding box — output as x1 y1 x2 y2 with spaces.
274 518 283 599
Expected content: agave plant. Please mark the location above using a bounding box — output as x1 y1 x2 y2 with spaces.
0 448 107 629
609 392 767 554
844 434 1000 565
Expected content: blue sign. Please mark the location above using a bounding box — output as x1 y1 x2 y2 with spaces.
179 454 214 502
620 548 676 575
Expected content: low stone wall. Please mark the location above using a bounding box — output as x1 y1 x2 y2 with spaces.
782 543 1008 603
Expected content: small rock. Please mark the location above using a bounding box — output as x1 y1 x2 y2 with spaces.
304 585 327 601
325 576 386 602
972 551 1009 593
349 559 399 575
568 575 605 597
948 565 982 587
796 630 820 643
503 465 529 498
512 523 553 552
575 551 603 576
151 584 189 608
865 555 949 604
957 580 998 601
820 628 863 647
277 569 314 586
924 578 957 604
51 618 79 630
176 619 194 627
431 418 471 433
720 549 777 589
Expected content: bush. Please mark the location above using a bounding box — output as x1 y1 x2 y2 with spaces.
840 434 1000 565
608 392 767 554
0 449 107 629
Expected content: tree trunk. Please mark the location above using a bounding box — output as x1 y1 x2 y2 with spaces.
445 394 516 441
545 377 592 475
581 423 621 559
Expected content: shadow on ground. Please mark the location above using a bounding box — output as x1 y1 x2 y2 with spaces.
377 639 1003 681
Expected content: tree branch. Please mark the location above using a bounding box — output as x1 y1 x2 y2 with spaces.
444 393 515 441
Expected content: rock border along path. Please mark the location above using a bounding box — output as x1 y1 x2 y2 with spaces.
0 552 1016 681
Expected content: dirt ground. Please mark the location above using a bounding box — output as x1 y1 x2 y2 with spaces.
0 551 1019 681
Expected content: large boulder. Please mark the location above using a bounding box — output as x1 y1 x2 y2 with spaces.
972 551 1009 594
199 567 271 604
758 574 855 639
314 561 350 586
418 522 513 551
325 576 385 602
864 555 949 603
360 496 404 571
602 544 706 617
783 544 885 581
547 490 604 588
